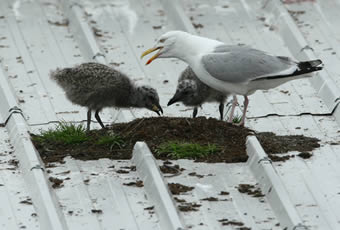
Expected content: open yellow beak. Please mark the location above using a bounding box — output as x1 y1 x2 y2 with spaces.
141 47 162 65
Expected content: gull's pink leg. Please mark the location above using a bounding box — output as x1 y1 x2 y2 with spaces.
228 95 238 123
240 96 249 126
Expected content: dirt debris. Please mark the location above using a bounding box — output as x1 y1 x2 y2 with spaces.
219 191 230 196
237 184 265 198
92 27 103 37
116 169 130 174
159 163 184 175
192 23 204 29
20 198 32 205
56 170 70 175
257 132 319 154
8 159 19 168
91 209 103 214
178 202 201 212
123 180 144 187
218 219 245 226
49 177 64 189
174 197 186 203
256 132 319 162
298 152 312 159
188 172 204 178
168 183 194 195
47 19 69 26
201 197 219 201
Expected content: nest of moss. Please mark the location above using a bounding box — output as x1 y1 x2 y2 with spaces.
31 117 320 165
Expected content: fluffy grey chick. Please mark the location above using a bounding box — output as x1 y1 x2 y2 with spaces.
51 62 163 131
168 66 228 120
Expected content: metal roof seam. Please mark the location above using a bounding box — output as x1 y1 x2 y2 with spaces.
247 136 309 230
1 96 68 230
0 42 68 229
132 142 185 230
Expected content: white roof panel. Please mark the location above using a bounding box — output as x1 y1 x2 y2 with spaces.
0 0 340 229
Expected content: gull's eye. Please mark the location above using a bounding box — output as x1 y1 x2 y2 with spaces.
159 38 166 43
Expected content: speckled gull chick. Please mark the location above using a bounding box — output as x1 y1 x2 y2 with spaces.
167 66 228 120
141 31 323 126
51 62 163 131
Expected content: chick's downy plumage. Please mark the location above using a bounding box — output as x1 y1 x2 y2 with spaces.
168 67 228 120
51 62 162 130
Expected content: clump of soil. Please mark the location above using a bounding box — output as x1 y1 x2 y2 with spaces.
49 177 64 189
91 209 103 214
31 117 320 164
144 206 154 210
20 198 33 205
219 191 230 196
298 152 312 159
174 197 186 203
257 132 319 161
269 154 293 162
178 202 201 212
168 183 194 195
159 163 184 175
201 197 219 201
123 180 144 187
116 169 129 174
8 159 19 168
218 219 245 226
188 172 204 178
237 184 265 198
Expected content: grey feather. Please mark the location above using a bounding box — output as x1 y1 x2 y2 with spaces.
201 45 296 83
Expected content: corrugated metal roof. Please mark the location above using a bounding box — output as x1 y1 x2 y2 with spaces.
0 0 340 229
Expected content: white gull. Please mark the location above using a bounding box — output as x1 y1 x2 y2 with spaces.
141 31 323 126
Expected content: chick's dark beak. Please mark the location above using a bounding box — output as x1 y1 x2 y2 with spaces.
152 103 163 116
167 92 182 106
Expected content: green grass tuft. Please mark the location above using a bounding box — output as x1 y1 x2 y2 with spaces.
96 134 124 148
232 115 242 124
33 122 88 145
156 141 219 159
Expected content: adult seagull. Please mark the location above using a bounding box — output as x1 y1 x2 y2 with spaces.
141 31 323 126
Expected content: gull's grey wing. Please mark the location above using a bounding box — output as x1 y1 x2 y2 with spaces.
201 45 297 83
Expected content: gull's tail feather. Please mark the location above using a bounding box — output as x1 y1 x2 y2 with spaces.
256 59 323 81
297 59 323 73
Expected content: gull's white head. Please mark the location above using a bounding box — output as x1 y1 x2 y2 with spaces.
141 30 190 65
